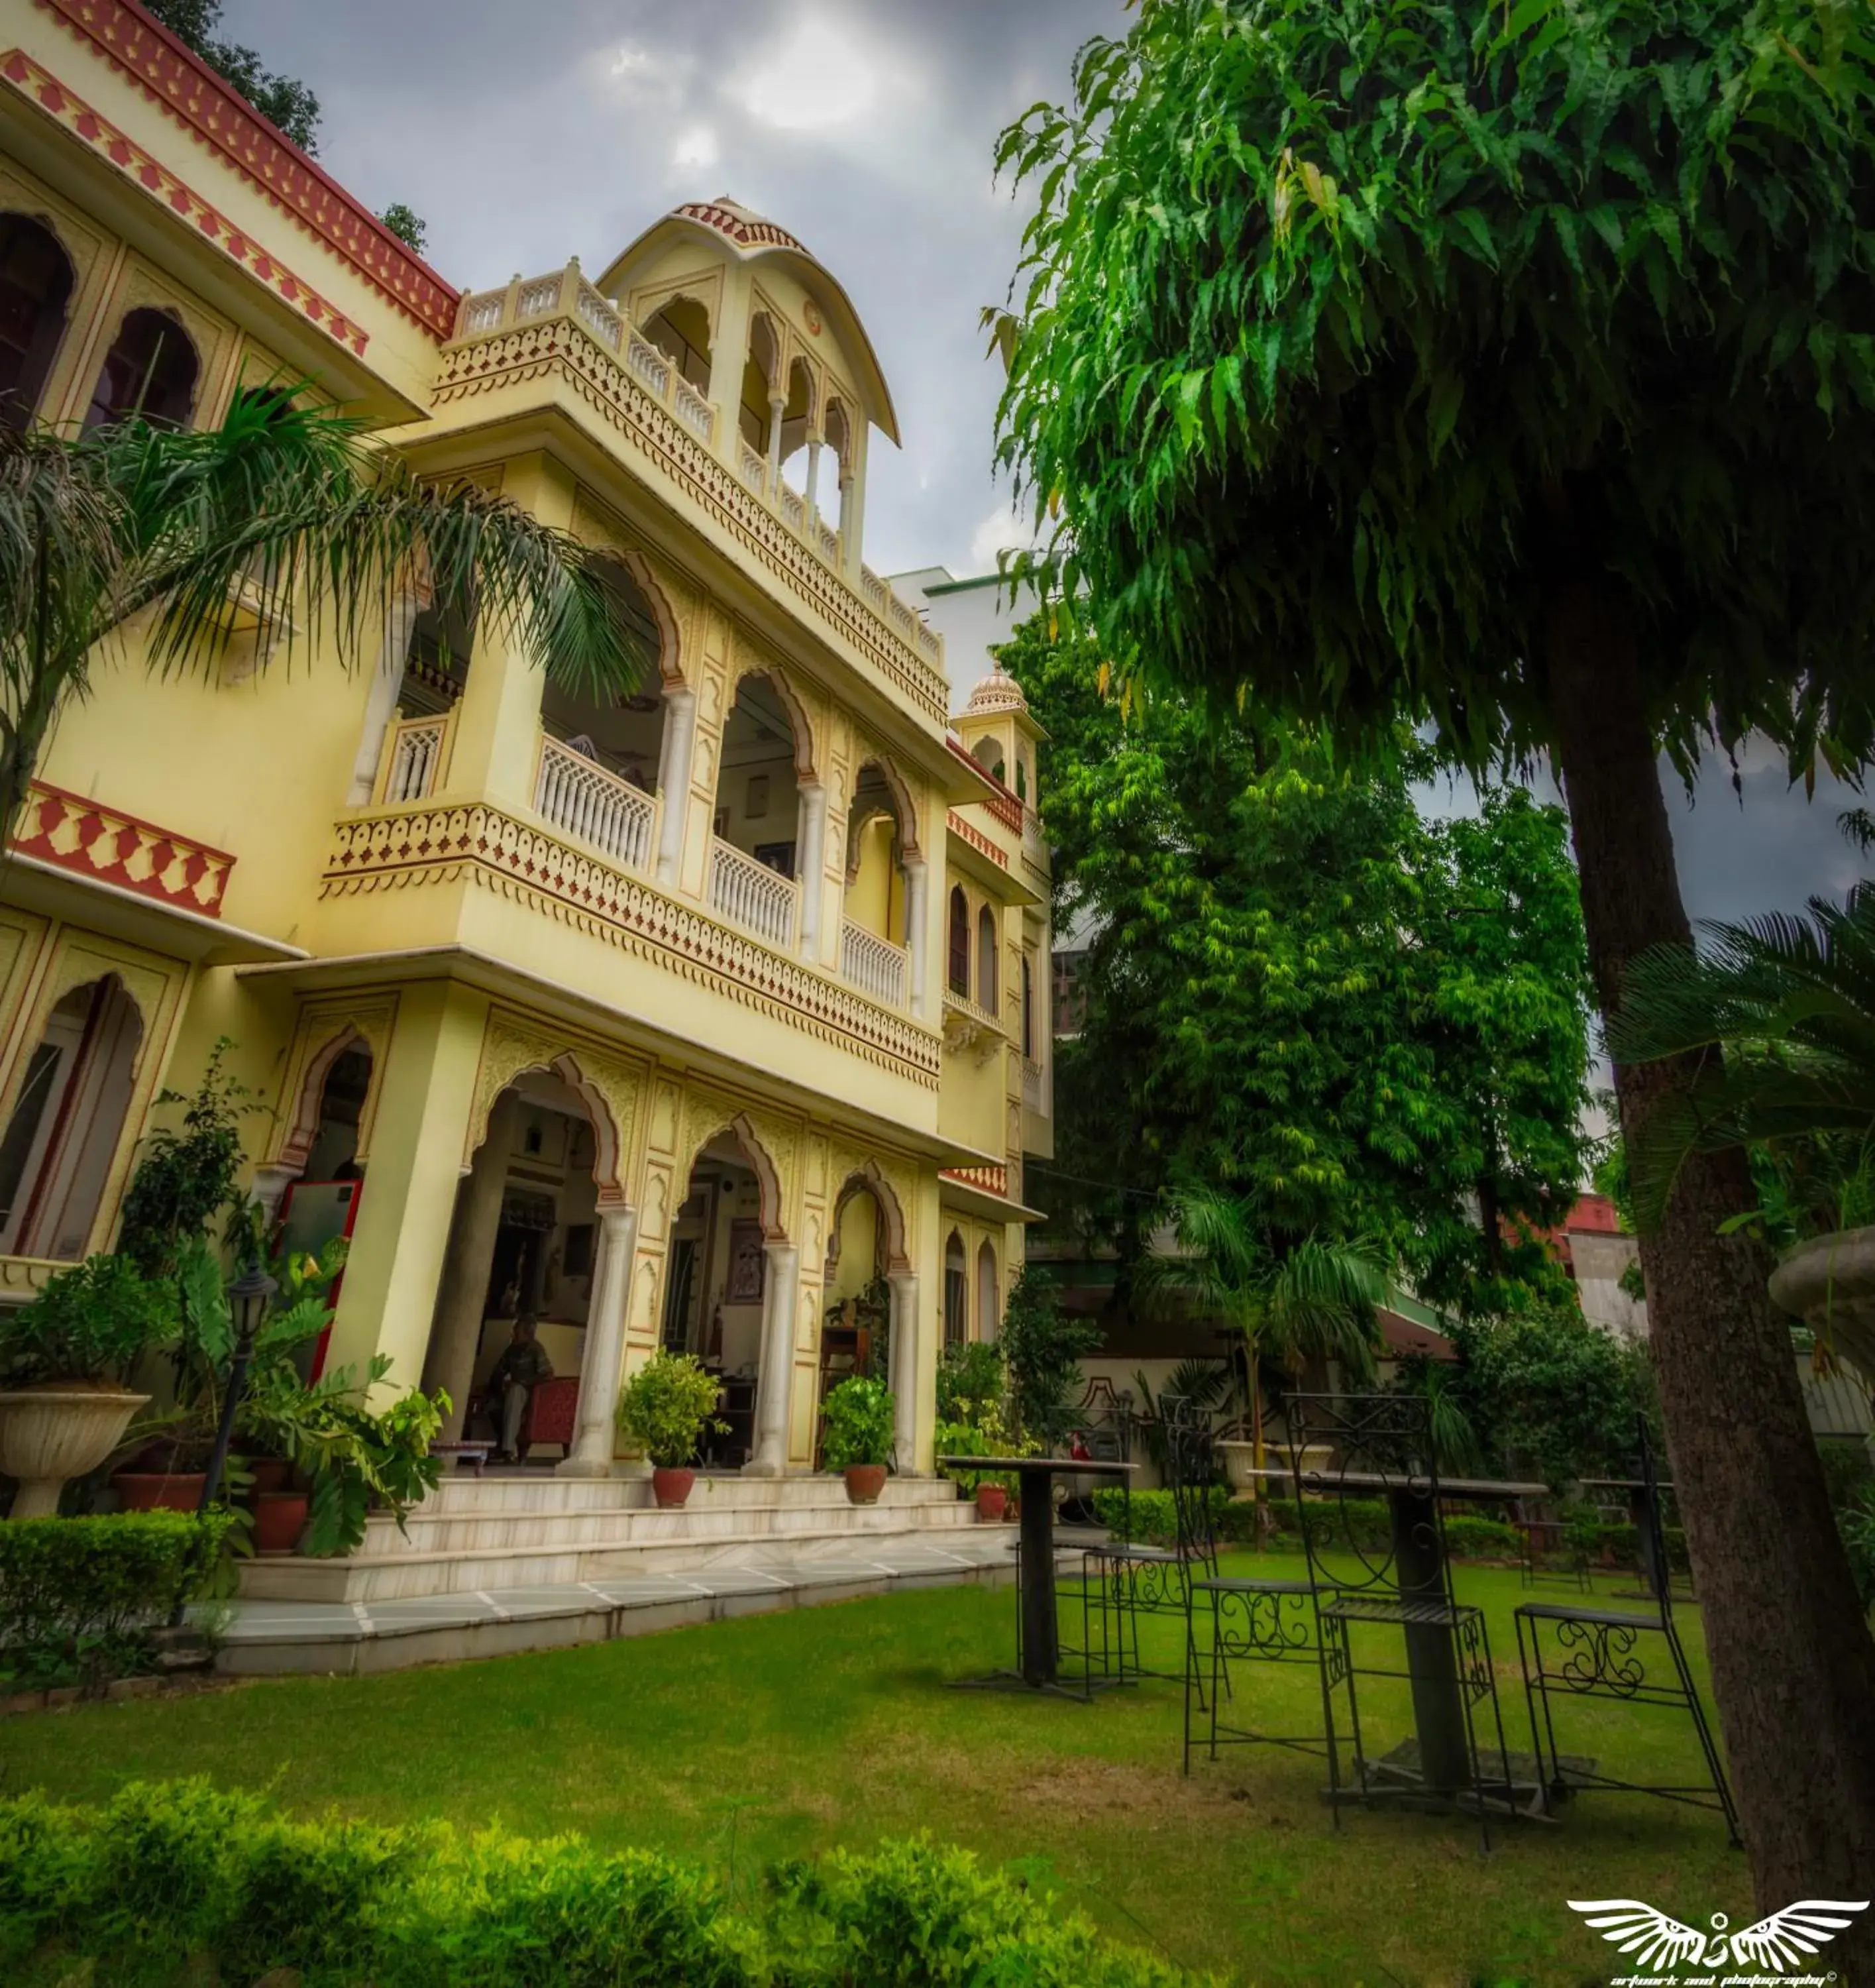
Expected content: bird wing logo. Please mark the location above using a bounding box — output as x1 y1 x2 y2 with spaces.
1569 1897 1869 1979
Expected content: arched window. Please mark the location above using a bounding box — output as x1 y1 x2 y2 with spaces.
971 735 1006 785
947 887 970 997
0 215 74 430
977 905 998 1013
0 976 143 1261
1014 756 1028 802
1021 954 1034 1058
708 671 808 947
84 307 199 430
976 1239 999 1343
741 312 779 453
645 295 712 391
943 1231 967 1349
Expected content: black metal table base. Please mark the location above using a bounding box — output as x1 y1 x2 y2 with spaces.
1328 1740 1592 1823
951 1667 1133 1700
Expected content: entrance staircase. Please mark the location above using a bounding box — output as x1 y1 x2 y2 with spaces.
237 1471 977 1605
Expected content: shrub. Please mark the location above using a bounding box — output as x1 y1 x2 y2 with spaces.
821 1376 895 1470
936 1338 1004 1423
0 1785 1212 1987
0 1511 231 1689
115 1039 253 1280
616 1351 727 1469
1089 1490 1522 1562
998 1267 1100 1447
0 1254 174 1387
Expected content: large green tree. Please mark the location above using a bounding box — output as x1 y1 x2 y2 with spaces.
993 0 1875 1906
1010 612 1591 1318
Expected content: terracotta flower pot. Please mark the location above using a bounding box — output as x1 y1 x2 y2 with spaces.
0 1390 150 1521
252 1490 309 1555
651 1466 696 1509
843 1463 888 1506
112 1470 207 1513
244 1457 294 1497
974 1483 1008 1523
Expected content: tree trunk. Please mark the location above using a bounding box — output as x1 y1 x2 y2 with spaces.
1546 578 1875 1941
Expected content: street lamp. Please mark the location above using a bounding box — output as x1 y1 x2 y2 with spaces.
197 1259 278 1514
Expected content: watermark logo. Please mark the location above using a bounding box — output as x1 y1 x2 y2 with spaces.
1569 1898 1869 1986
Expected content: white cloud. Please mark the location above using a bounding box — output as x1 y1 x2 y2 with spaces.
672 125 720 169
968 496 1046 569
733 15 896 136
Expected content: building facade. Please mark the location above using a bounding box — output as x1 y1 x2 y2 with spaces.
0 0 1049 1478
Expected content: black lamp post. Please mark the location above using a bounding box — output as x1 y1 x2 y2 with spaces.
197 1260 278 1515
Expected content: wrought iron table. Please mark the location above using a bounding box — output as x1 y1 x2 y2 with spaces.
1246 1464 1551 1801
938 1454 1136 1693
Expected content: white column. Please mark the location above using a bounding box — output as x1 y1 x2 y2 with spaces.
903 856 929 1018
559 1204 638 1476
346 591 423 804
655 686 697 887
796 781 828 963
745 1242 800 1476
249 1162 301 1226
841 437 869 580
766 392 786 492
888 1271 920 1472
804 437 823 525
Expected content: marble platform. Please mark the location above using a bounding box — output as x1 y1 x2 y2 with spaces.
209 1527 1019 1675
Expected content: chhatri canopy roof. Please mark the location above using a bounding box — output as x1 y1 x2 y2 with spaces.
596 197 901 446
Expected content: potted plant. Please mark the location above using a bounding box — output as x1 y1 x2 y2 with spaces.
0 1255 170 1519
936 1398 1028 1521
616 1352 726 1509
822 1375 896 1504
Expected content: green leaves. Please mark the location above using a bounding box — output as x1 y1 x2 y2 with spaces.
991 0 1875 782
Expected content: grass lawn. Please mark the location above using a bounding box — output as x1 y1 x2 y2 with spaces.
0 1555 1743 1986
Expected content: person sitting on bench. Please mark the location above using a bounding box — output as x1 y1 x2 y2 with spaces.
483 1316 554 1463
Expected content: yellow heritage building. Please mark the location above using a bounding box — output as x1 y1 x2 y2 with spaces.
0 2 1052 1543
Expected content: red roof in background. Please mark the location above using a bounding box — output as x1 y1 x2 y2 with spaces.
39 0 460 337
1377 1309 1458 1362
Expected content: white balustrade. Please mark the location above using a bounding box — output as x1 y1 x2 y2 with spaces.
535 736 657 873
737 440 768 492
576 284 623 350
1023 1056 1045 1112
778 483 806 531
384 714 448 803
462 292 505 335
517 276 562 319
710 837 798 949
625 331 670 399
841 918 908 1007
917 625 941 659
861 565 888 609
817 520 840 565
674 377 714 440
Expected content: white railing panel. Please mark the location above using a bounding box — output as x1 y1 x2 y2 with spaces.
817 520 839 565
576 284 623 350
840 918 908 1007
710 837 798 950
778 483 805 532
674 378 714 439
385 716 447 803
517 276 561 319
462 293 505 335
1023 1056 1045 1112
535 736 657 873
625 331 671 400
737 441 768 492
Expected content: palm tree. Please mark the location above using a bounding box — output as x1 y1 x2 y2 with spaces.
0 392 648 838
1605 882 1875 1236
1136 1187 1386 1490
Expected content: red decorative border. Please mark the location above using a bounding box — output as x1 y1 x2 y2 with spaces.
947 808 1008 869
1 48 370 357
12 780 235 916
941 1163 1009 1199
33 0 457 338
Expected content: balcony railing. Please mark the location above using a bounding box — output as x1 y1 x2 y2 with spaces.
1023 1056 1045 1112
710 837 798 950
841 917 908 1007
384 714 448 803
445 261 951 705
535 736 657 873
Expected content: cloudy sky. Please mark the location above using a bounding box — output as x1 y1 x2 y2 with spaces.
223 0 1867 931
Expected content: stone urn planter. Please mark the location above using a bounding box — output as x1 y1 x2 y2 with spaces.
1768 1226 1875 1388
651 1466 696 1510
0 1389 149 1520
974 1483 1008 1523
1217 1439 1336 1496
842 1463 888 1506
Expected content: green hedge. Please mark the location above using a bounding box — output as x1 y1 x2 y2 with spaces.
0 1512 231 1689
1089 1488 1521 1561
0 1781 1211 1988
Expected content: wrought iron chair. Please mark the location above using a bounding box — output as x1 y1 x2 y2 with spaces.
1183 1423 1333 1775
1287 1392 1517 1844
1513 1497 1591 1593
1080 1396 1222 1692
1514 1421 1738 1843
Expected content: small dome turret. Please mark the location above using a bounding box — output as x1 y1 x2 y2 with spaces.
962 666 1028 718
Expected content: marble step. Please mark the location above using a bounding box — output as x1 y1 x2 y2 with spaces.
345 1488 978 1561
413 1471 960 1517
239 1517 1005 1604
